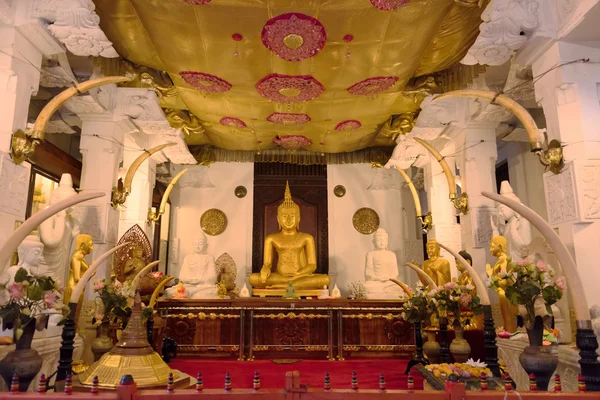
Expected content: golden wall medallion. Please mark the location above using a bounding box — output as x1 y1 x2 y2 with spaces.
200 208 228 236
333 185 346 197
352 207 380 234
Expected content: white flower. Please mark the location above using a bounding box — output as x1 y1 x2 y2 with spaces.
0 290 9 306
465 284 475 291
464 358 487 368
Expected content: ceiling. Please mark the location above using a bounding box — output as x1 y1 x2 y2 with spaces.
94 0 488 153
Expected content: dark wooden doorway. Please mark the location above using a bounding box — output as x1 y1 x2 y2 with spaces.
252 163 328 274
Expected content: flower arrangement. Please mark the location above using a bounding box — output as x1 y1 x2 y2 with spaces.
401 282 431 324
429 280 482 322
487 260 564 327
0 268 67 340
347 281 367 300
91 277 132 326
425 362 492 380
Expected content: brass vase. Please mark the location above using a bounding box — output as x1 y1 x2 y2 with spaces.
91 319 114 361
449 320 471 363
519 316 558 391
0 319 43 392
423 329 441 364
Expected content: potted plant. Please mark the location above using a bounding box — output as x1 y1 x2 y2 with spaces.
429 281 483 363
0 268 68 391
487 260 565 390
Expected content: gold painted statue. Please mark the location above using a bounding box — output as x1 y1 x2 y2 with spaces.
65 234 93 304
456 250 476 291
122 246 146 283
486 236 518 333
420 239 451 287
249 182 330 290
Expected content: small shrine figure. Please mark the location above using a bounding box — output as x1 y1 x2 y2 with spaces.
65 234 93 304
282 281 299 299
318 285 330 299
420 239 451 287
486 236 518 333
172 282 188 299
122 246 146 283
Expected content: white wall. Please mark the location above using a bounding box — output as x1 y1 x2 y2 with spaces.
327 164 415 296
169 163 254 289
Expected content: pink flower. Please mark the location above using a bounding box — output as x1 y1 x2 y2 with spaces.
92 280 105 291
94 313 104 321
43 292 57 308
459 293 472 307
516 260 527 266
536 261 548 272
8 283 24 300
555 277 566 291
114 280 123 290
444 282 458 290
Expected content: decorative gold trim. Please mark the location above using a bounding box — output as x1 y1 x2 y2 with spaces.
168 312 239 320
251 345 328 352
253 312 328 320
200 208 228 236
352 207 380 234
178 345 239 352
342 345 415 352
342 313 403 320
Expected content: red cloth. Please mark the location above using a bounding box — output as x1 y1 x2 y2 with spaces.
169 358 424 390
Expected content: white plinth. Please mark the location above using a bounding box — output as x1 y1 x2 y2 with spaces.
497 339 581 392
0 334 84 392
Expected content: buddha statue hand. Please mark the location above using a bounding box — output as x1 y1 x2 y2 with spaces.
485 263 493 277
260 266 271 283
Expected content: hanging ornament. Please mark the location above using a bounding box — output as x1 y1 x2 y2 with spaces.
232 33 243 57
343 34 354 58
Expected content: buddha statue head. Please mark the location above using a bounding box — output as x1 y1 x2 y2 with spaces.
17 235 44 269
490 236 507 257
192 234 208 254
76 234 94 255
130 245 144 260
373 228 389 250
498 181 520 221
425 238 440 259
456 250 472 273
277 181 300 231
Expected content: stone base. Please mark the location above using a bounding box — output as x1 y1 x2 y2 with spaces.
252 288 323 298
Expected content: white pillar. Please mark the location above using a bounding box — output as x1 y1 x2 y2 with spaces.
533 41 600 307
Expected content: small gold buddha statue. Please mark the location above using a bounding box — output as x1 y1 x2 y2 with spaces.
122 246 146 283
420 239 451 287
456 250 476 292
249 182 330 290
486 236 518 333
65 234 94 304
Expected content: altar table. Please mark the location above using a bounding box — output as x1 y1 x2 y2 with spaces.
155 299 414 360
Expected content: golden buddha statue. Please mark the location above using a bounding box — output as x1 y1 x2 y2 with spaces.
122 246 146 283
456 250 476 291
65 234 93 304
420 239 451 287
249 182 330 291
486 236 518 333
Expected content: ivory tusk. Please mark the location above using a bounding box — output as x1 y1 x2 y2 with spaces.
159 168 187 214
131 261 160 293
31 76 131 141
70 243 130 304
481 191 589 322
413 138 456 197
395 166 422 217
405 262 438 289
123 144 176 193
0 191 104 272
432 90 544 152
389 278 413 298
149 276 174 309
436 241 491 305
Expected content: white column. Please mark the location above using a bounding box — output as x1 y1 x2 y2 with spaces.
533 41 600 306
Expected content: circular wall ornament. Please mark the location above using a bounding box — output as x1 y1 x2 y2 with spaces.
261 13 326 62
333 185 346 197
352 208 380 234
200 209 228 236
234 186 247 198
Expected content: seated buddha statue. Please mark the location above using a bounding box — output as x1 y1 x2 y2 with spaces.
364 228 405 299
456 250 476 292
420 239 451 288
5 235 44 285
249 182 330 290
121 246 146 283
166 233 218 299
486 236 518 333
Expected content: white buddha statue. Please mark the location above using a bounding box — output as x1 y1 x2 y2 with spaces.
364 228 404 300
167 233 218 299
4 235 44 285
492 181 532 263
38 173 80 284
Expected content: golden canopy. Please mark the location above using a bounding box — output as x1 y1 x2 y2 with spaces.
94 0 487 154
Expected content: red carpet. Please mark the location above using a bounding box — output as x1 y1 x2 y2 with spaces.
168 358 424 390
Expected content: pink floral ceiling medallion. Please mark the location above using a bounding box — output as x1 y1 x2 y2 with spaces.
370 0 410 10
335 120 362 131
256 74 324 104
220 117 247 128
261 13 326 62
273 135 312 150
179 71 232 93
180 0 212 4
347 76 399 96
267 112 311 125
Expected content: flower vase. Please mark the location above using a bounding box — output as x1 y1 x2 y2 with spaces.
450 320 471 363
519 316 558 391
91 319 114 361
423 329 441 364
0 319 43 392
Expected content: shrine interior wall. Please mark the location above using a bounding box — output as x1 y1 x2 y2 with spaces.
327 164 415 296
168 162 254 289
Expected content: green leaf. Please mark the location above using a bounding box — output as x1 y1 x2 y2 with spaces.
14 328 23 341
13 268 28 283
27 285 43 301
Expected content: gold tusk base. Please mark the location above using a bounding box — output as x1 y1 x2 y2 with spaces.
535 139 564 174
11 129 40 164
452 192 470 215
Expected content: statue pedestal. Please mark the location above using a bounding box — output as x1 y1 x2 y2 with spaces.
252 288 323 298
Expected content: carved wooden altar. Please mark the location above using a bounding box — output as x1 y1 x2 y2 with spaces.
155 299 414 360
